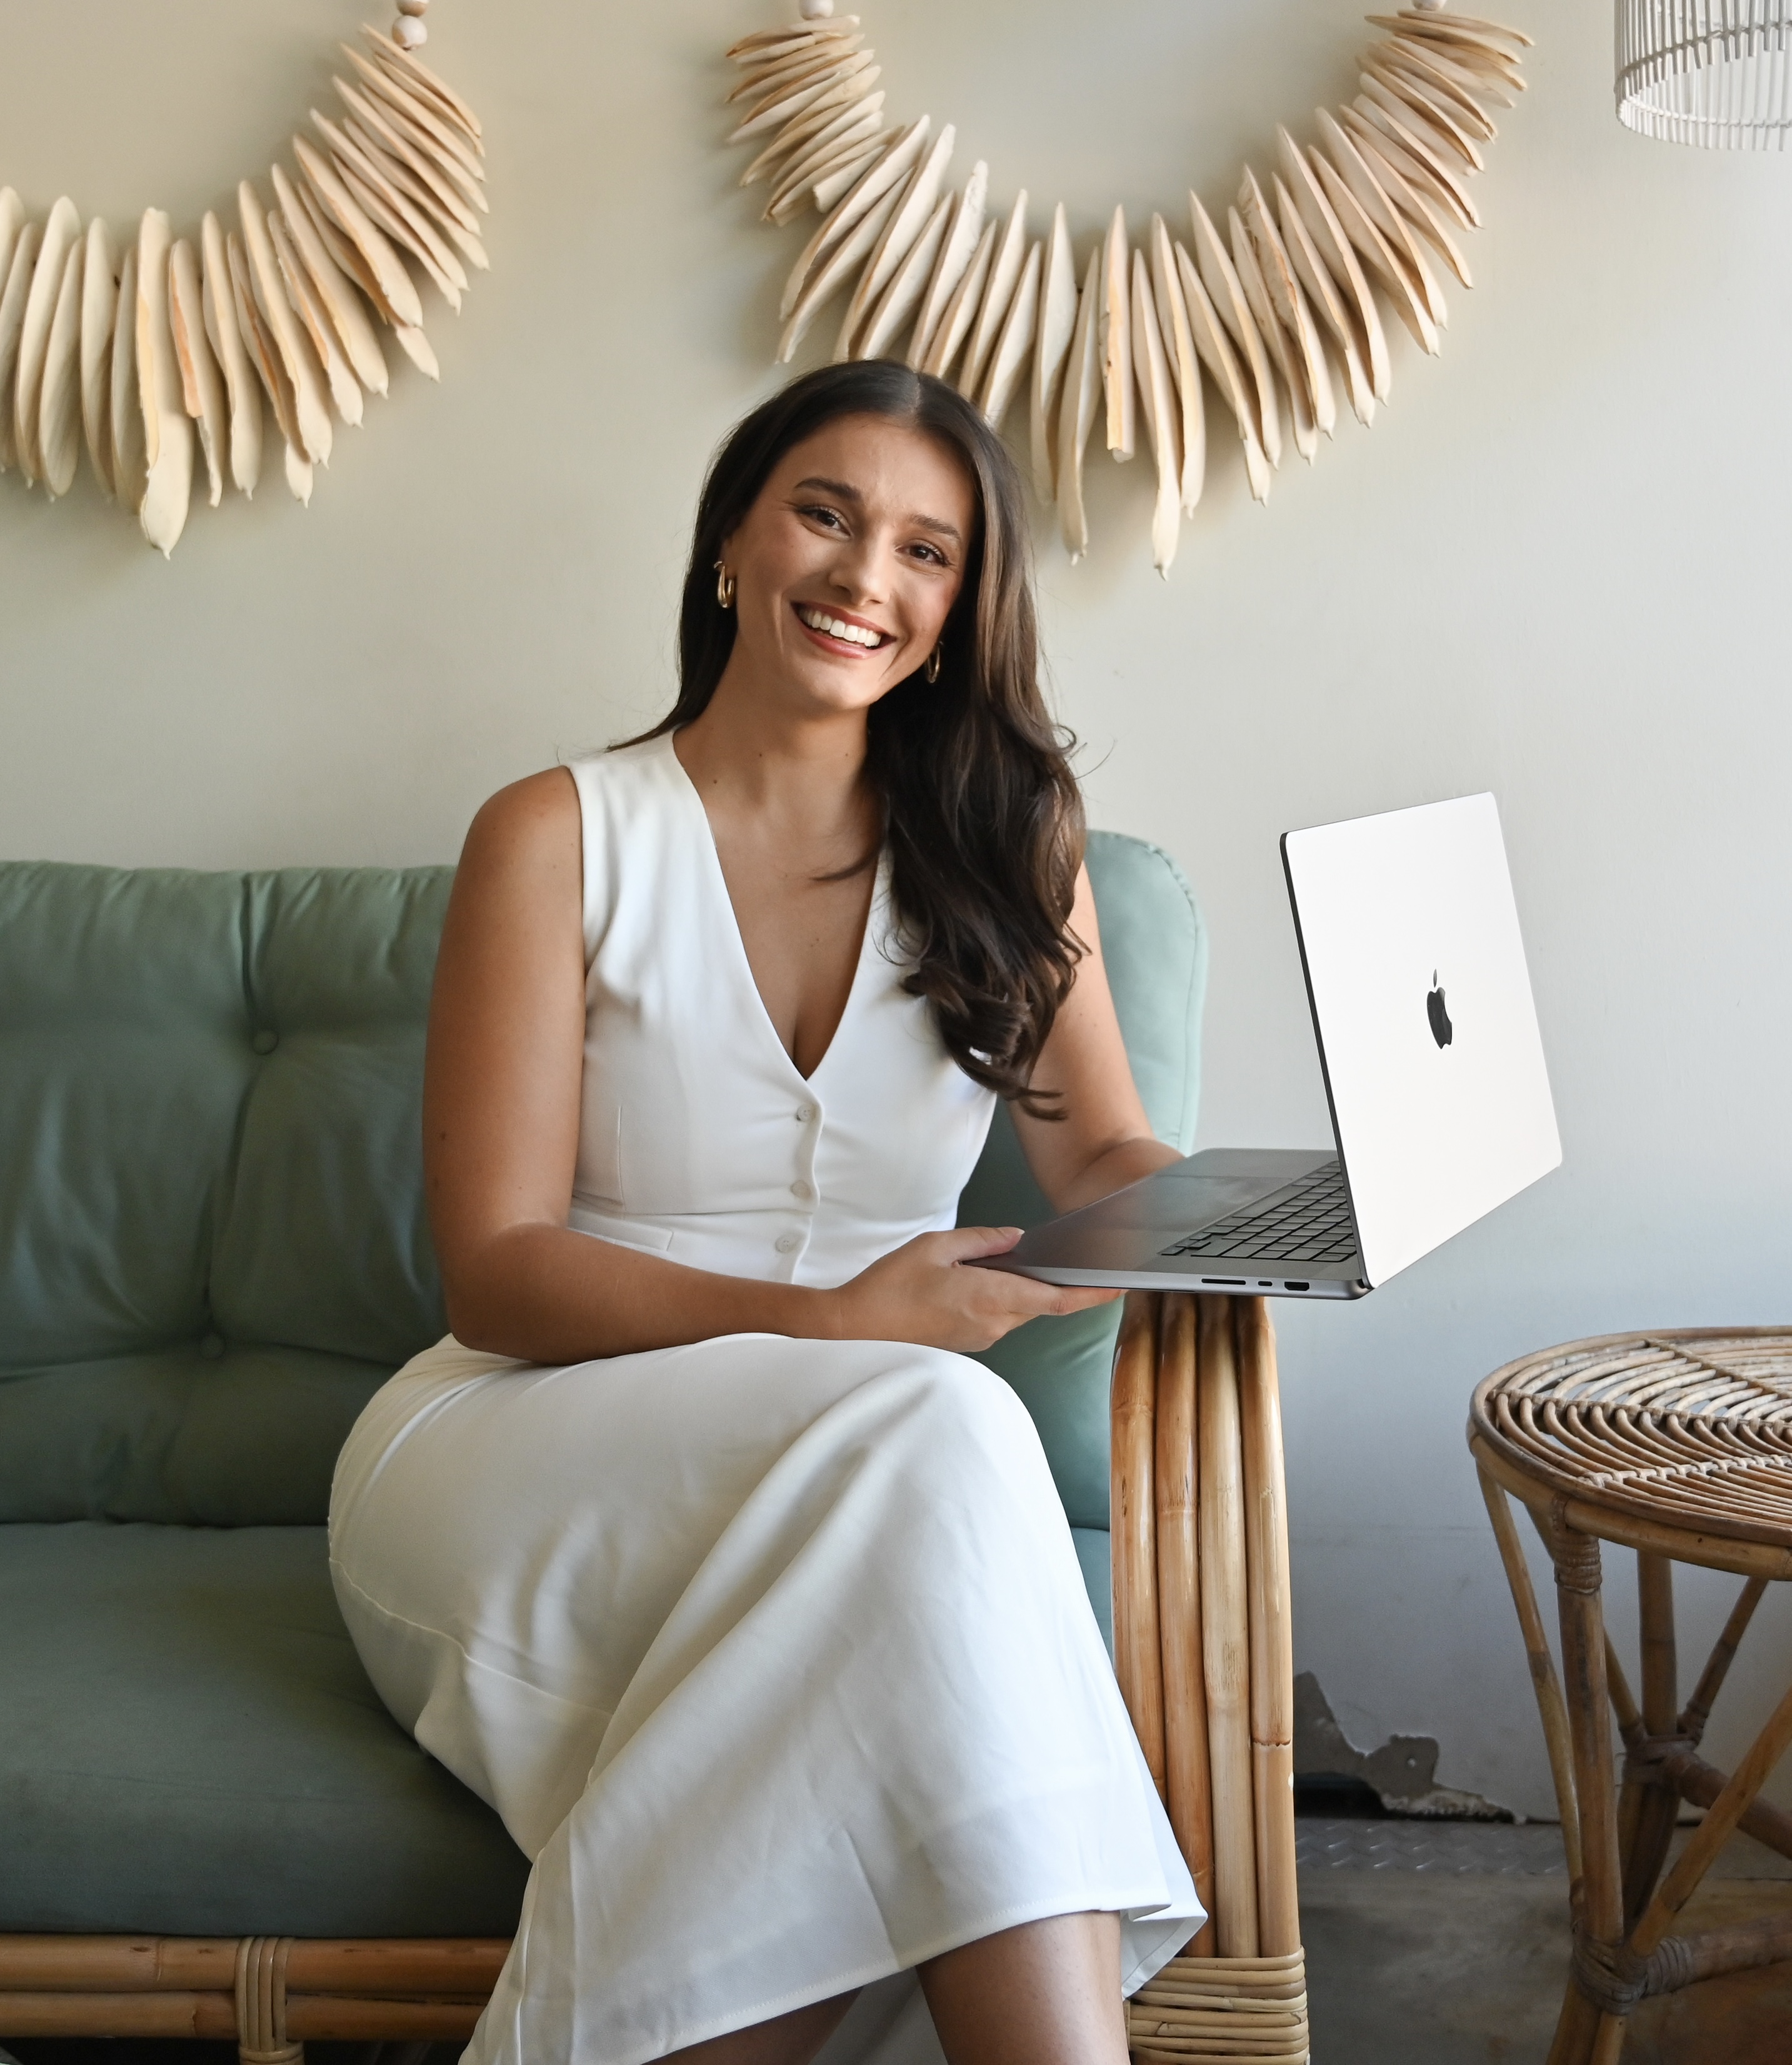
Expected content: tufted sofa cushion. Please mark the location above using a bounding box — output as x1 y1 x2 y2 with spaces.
0 862 450 1524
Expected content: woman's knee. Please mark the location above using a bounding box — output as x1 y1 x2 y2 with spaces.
895 1348 1047 1466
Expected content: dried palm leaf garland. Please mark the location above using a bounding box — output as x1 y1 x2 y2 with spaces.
0 8 486 558
726 3 1533 575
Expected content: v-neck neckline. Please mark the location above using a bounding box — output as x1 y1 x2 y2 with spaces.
660 732 888 1087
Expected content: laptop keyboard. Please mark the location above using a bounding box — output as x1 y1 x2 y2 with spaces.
1161 1164 1358 1266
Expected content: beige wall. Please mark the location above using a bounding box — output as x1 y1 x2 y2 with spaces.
4 0 1789 1817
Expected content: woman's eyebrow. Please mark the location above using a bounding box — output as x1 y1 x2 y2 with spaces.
793 474 862 502
793 475 964 549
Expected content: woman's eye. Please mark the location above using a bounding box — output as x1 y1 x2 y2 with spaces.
801 504 845 530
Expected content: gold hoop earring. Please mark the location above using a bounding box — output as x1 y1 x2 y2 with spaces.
714 562 736 610
924 644 943 683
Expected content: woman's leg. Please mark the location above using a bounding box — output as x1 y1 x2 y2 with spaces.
663 1992 857 2065
661 1912 1125 2065
919 1912 1128 2065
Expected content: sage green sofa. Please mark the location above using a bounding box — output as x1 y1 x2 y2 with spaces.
0 833 1204 2012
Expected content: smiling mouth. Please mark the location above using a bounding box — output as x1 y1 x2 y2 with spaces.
793 602 893 652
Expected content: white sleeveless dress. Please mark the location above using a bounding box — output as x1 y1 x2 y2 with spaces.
328 733 1201 2065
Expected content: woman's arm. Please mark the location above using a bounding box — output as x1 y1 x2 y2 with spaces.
1009 865 1185 1213
424 773 1115 1364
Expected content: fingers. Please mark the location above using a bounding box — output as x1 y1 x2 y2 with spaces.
969 1269 1121 1321
995 1280 1121 1319
1050 1285 1124 1314
934 1224 1024 1261
969 1279 1122 1350
944 1232 1119 1310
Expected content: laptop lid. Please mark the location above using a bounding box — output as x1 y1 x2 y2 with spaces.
1282 793 1561 1289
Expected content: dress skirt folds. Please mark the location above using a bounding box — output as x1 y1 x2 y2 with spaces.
328 735 1202 2065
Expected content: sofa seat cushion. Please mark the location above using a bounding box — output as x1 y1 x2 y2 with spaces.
0 1346 391 1527
0 1521 528 1936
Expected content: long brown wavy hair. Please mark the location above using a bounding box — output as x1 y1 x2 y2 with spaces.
636 361 1084 1115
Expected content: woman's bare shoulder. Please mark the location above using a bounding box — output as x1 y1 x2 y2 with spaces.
460 766 581 877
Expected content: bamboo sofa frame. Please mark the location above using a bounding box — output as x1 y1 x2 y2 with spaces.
0 1290 1306 2065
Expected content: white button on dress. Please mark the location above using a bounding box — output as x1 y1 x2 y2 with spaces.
328 731 1200 2065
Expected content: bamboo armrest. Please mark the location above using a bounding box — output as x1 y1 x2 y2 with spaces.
1109 1290 1304 1971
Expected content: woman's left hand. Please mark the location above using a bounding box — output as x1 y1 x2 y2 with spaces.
824 1224 1119 1353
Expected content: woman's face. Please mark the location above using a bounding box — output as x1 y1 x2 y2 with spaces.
719 412 977 721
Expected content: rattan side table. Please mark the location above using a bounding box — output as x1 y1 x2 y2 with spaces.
1469 1328 1792 2065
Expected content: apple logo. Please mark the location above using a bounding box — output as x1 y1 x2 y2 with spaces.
1426 971 1453 1050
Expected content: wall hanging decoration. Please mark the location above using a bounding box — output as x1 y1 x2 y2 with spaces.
724 1 1532 574
1617 0 1791 147
0 4 486 557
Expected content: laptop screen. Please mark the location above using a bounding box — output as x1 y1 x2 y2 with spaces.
1281 793 1561 1288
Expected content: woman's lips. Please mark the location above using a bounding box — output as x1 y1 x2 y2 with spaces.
791 601 893 656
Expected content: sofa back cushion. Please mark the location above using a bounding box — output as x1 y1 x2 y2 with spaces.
960 830 1206 1529
209 870 451 1364
0 863 451 1523
0 864 250 1369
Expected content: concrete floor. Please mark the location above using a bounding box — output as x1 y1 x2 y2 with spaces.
1298 1817 1792 2064
3 1824 1786 2065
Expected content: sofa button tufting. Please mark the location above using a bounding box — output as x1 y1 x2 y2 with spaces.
251 1029 279 1055
199 1333 226 1360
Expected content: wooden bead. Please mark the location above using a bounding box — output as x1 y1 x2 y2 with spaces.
799 0 836 16
392 16 427 48
397 0 429 12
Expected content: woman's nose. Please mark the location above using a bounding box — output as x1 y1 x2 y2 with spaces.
829 534 894 601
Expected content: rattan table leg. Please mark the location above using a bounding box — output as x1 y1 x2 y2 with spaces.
1475 1465 1583 1884
1546 1509 1624 2065
1588 2013 1626 2065
1629 1671 1792 1962
1621 1554 1681 1927
1599 1636 1653 1926
1681 1577 1768 1743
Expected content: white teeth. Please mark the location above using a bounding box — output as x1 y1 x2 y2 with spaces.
799 604 884 646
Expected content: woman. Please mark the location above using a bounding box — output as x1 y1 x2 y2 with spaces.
329 361 1201 2065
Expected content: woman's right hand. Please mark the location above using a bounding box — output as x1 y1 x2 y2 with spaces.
825 1227 1121 1353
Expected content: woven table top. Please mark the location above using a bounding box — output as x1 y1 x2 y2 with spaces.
1470 1329 1792 1552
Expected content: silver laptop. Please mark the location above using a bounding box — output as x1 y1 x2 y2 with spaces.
980 793 1561 1299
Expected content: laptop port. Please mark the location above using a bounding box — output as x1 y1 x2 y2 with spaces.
1201 1277 1246 1286
1284 1281 1309 1292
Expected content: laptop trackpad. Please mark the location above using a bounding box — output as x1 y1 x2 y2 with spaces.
998 1150 1334 1269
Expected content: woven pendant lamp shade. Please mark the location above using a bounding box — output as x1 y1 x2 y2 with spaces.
1618 0 1792 146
